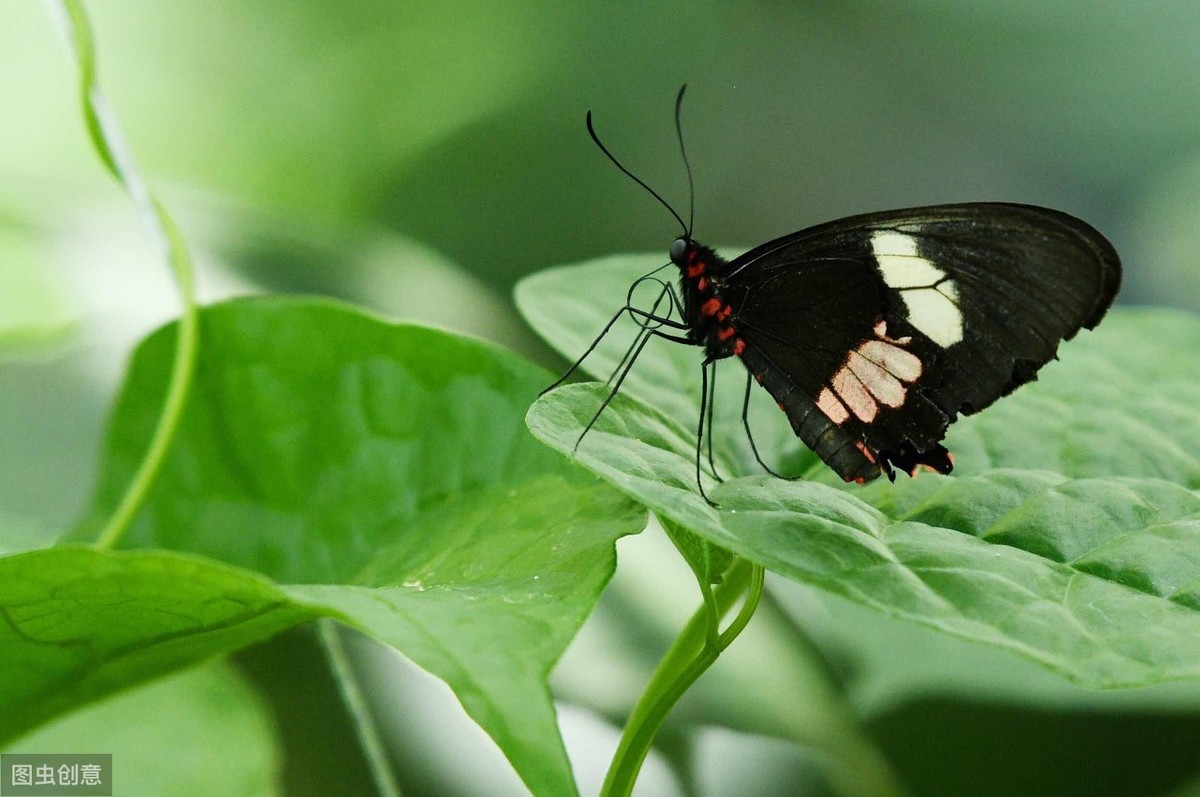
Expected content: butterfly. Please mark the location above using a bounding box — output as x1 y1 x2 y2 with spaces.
547 87 1122 503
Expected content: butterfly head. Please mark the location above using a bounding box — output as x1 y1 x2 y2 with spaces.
669 236 692 266
669 236 724 277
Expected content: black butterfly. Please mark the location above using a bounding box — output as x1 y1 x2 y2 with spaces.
548 87 1121 502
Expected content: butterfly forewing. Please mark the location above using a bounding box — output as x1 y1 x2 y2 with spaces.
725 203 1121 482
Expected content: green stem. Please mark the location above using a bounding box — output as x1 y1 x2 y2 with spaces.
318 621 404 797
601 558 765 797
47 0 200 550
94 209 198 551
719 563 764 649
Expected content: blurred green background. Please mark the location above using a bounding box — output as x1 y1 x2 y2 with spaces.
4 2 1200 795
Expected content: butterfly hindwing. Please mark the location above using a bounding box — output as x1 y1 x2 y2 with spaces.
724 203 1121 482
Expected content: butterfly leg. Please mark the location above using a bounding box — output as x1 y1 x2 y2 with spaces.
606 316 652 389
624 306 690 331
696 358 720 507
544 272 688 394
625 267 688 322
705 359 722 480
545 280 687 396
541 302 631 396
741 371 794 479
607 284 688 387
574 325 697 451
574 327 653 451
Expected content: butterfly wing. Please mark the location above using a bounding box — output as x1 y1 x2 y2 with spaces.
723 203 1121 482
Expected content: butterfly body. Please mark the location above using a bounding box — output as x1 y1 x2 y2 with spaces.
671 240 748 359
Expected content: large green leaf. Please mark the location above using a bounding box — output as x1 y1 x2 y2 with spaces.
2 297 644 797
521 254 1200 687
0 546 317 737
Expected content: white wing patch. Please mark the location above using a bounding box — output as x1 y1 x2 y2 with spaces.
847 350 905 407
858 339 922 382
871 230 963 347
815 321 924 425
816 387 850 424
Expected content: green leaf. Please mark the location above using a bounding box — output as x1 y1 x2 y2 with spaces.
283 470 638 791
0 546 316 741
521 255 1200 688
724 475 1200 685
4 664 281 797
529 379 1200 687
5 297 644 797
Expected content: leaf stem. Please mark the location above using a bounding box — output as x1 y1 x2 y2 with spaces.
318 621 405 797
601 558 764 797
46 0 200 551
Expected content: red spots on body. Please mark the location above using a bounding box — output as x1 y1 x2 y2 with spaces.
732 338 746 356
700 298 722 317
717 305 732 321
697 276 708 291
688 262 705 277
717 325 736 341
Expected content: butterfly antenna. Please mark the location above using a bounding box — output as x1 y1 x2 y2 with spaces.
587 109 688 237
674 84 695 238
